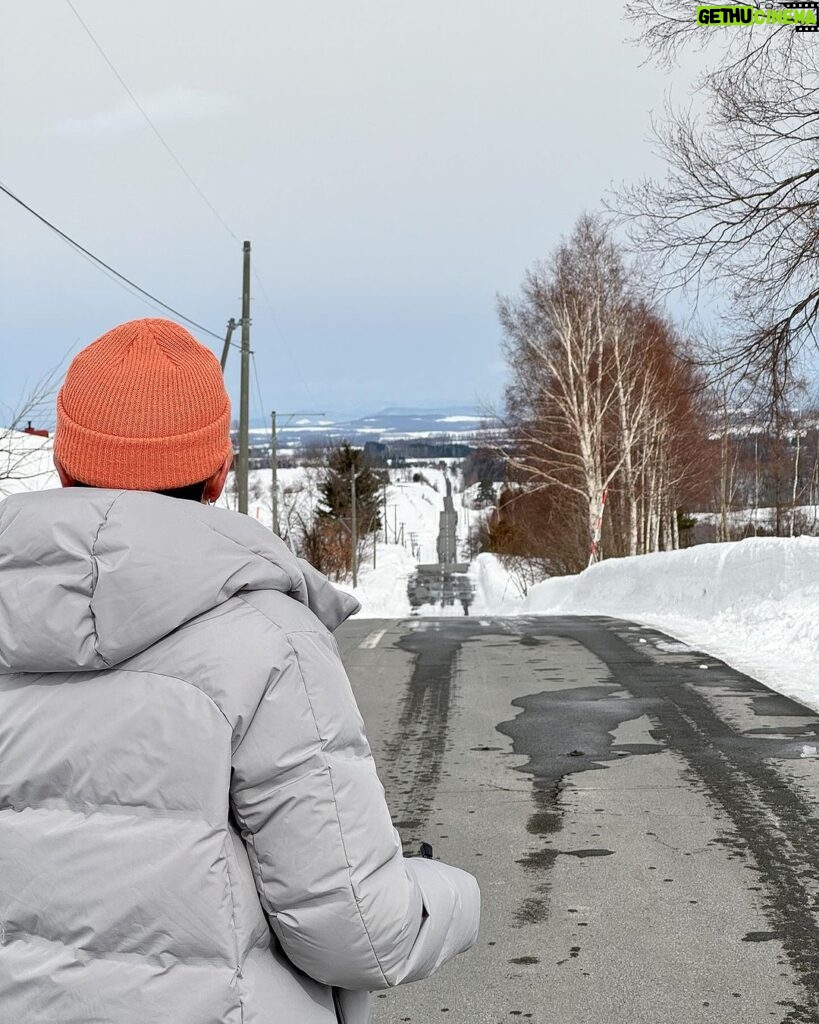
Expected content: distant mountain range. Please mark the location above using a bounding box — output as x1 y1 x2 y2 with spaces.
369 405 490 418
245 405 500 447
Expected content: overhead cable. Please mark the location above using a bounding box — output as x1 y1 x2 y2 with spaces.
0 180 225 342
64 0 240 244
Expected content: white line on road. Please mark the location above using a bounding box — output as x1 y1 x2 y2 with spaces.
359 628 388 650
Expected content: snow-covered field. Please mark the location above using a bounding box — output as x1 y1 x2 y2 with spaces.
3 429 817 712
235 463 486 618
692 505 819 537
471 541 819 713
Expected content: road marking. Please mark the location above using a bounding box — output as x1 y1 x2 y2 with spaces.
359 628 387 650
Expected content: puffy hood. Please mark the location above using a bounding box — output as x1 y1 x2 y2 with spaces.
0 489 359 673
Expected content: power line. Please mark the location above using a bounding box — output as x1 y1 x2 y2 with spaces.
0 180 225 342
64 0 240 244
251 350 267 423
63 1 316 400
64 1 310 394
251 267 316 403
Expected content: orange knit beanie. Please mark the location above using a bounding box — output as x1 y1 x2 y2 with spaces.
55 318 232 491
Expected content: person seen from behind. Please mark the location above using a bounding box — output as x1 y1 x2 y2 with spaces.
0 318 480 1024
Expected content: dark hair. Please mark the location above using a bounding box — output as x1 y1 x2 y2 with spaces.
155 481 209 502
74 480 208 503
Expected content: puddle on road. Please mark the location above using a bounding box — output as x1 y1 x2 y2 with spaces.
497 617 819 1019
496 631 665 927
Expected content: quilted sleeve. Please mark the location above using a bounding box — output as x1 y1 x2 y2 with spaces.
230 626 480 990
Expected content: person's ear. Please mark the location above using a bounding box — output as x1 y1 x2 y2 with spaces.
202 451 233 504
54 457 76 488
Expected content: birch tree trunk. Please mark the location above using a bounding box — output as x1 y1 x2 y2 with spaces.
790 431 801 538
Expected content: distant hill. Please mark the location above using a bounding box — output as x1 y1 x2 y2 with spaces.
247 405 500 447
372 405 489 418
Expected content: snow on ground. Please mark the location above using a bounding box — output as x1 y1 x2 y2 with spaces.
467 552 530 613
233 462 486 617
0 431 58 496
692 505 819 536
334 543 417 618
326 466 487 617
2 434 817 710
473 541 819 713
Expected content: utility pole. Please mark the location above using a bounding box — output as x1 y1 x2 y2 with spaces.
220 317 237 373
238 241 251 515
351 468 358 588
270 410 278 535
383 483 388 544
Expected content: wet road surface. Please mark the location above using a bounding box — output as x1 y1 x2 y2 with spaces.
336 616 819 1024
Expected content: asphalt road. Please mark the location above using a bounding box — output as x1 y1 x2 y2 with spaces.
336 616 819 1024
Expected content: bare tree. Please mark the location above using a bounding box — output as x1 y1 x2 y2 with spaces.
619 1 819 395
499 215 644 559
0 370 60 496
497 214 707 566
696 336 748 541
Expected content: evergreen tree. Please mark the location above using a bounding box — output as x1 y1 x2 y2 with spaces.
318 443 385 534
476 478 495 507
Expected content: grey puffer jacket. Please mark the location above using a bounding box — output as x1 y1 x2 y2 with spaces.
0 489 479 1024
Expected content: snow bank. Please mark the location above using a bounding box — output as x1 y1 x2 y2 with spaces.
519 538 819 712
467 552 528 614
5 436 814 711
335 543 415 619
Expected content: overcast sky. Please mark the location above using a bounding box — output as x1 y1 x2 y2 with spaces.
1 1 694 421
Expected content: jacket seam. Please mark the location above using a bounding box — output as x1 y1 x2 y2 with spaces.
115 668 234 734
287 638 390 987
0 927 235 968
88 491 126 668
229 626 390 986
0 798 218 823
229 596 330 757
175 509 303 596
227 806 272 949
235 593 329 640
221 831 247 1024
228 596 287 756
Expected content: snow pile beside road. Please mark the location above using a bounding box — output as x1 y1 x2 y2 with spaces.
518 538 819 712
468 553 529 614
335 543 415 619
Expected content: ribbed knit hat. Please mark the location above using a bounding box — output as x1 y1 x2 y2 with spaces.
55 318 232 491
